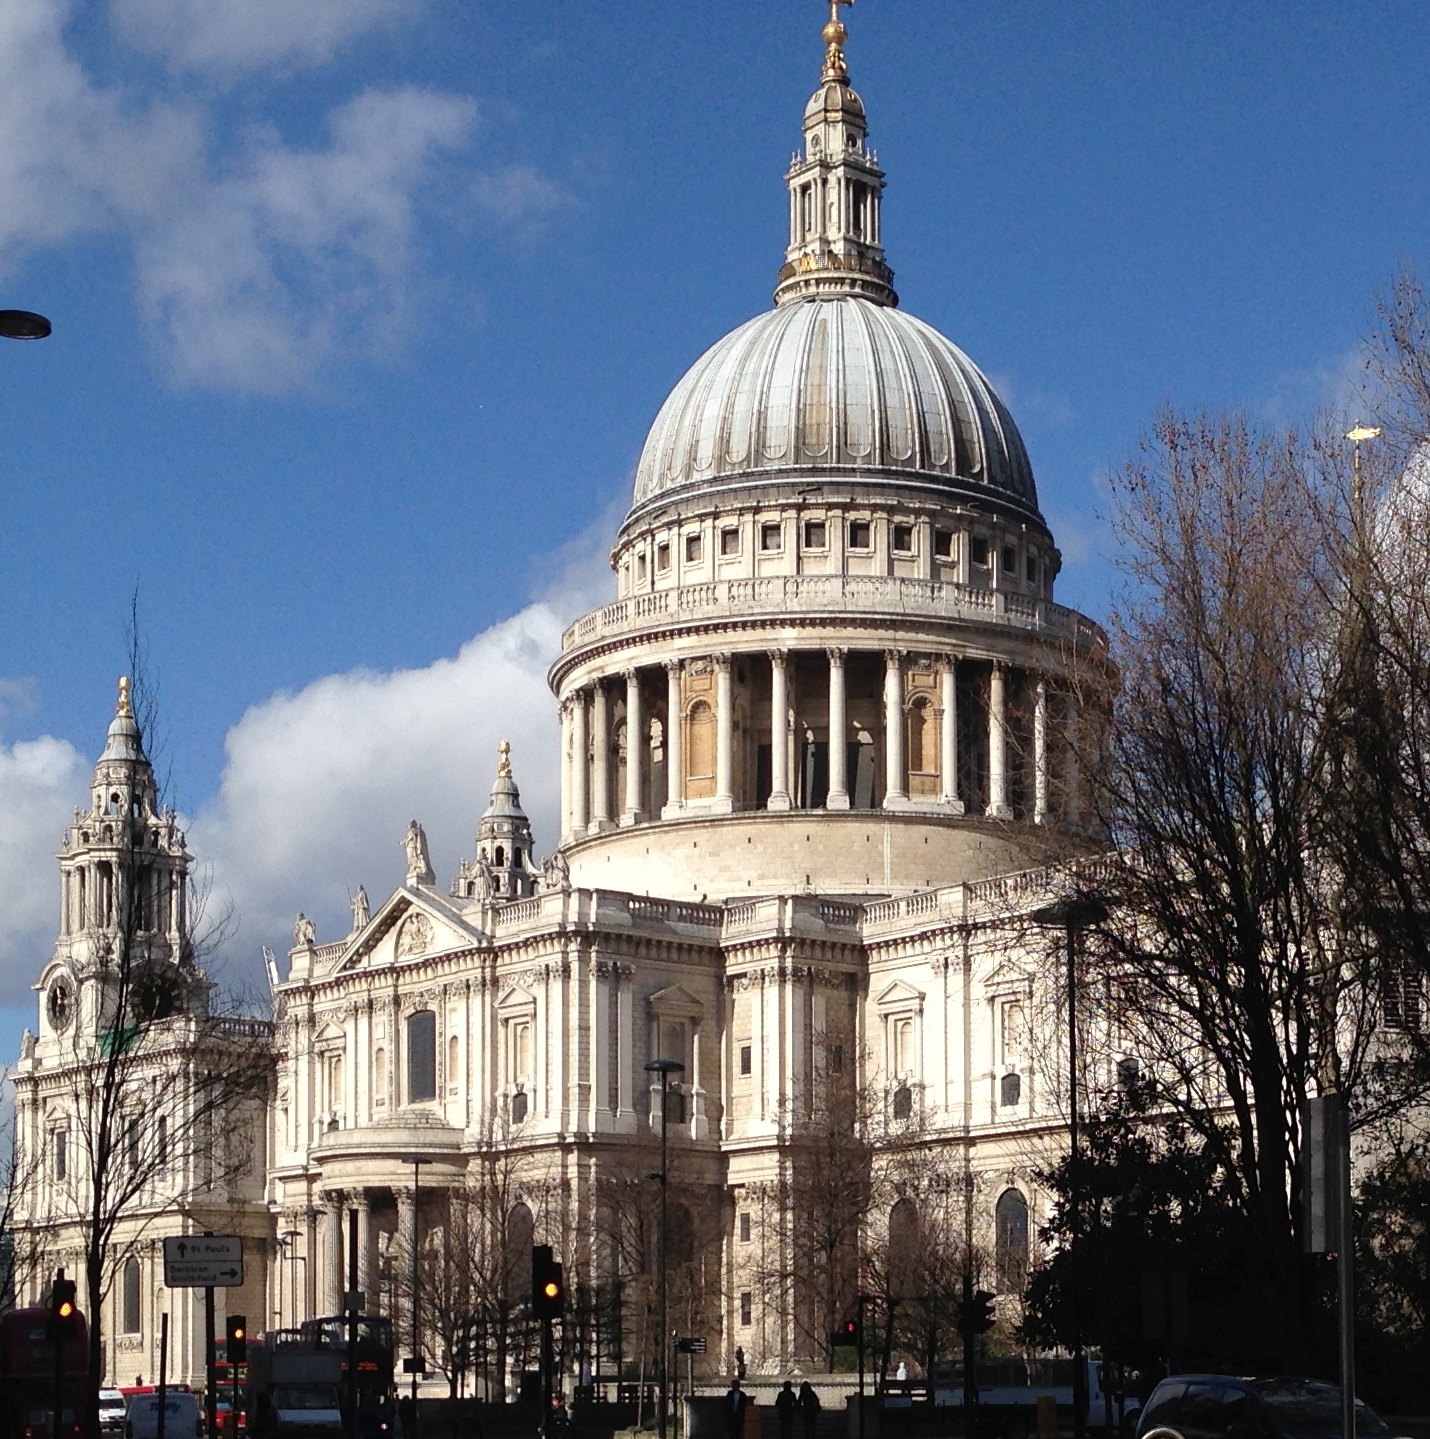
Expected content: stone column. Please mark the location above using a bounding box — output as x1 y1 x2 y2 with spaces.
394 1186 415 1338
826 647 849 809
1033 677 1049 825
570 689 590 835
663 661 683 818
324 1192 345 1314
690 1022 708 1139
987 663 1012 818
558 700 574 845
940 657 963 813
714 654 735 812
883 650 907 807
768 651 791 811
590 681 611 832
622 670 643 826
356 1193 372 1301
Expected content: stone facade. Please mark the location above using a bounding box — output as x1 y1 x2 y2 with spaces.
9 14 1119 1389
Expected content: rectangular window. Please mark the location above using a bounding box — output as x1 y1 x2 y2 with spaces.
739 1212 752 1242
637 553 648 580
739 1043 752 1076
970 536 989 567
1025 554 1038 584
830 1044 844 1075
892 523 914 553
1002 545 1017 574
657 542 671 572
720 527 741 557
803 519 827 550
848 519 872 550
740 1291 753 1326
760 521 783 552
685 532 702 563
53 1129 67 1182
407 1009 437 1103
933 529 953 558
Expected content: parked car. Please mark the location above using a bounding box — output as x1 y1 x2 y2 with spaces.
1136 1376 1399 1439
100 1390 128 1437
126 1392 203 1439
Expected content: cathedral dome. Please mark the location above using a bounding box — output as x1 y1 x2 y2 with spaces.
630 296 1039 520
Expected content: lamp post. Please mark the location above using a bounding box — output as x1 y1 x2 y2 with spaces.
1031 897 1107 1439
644 1057 685 1439
401 1155 432 1417
279 1230 301 1330
0 309 51 340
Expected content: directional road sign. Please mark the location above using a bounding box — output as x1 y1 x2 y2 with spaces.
163 1235 244 1288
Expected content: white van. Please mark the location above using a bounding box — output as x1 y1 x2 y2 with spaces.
125 1392 202 1439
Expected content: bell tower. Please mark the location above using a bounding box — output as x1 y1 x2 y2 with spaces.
774 0 896 307
46 678 202 1043
473 741 538 900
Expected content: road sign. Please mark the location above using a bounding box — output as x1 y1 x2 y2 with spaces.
163 1235 244 1288
676 1337 707 1354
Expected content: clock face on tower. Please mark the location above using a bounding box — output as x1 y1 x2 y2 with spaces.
47 979 73 1032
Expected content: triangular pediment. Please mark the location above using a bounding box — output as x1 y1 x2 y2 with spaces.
331 887 485 975
983 955 1032 993
496 985 536 1014
648 984 703 1019
875 979 925 1010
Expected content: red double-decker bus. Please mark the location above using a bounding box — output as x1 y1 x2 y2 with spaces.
0 1305 91 1439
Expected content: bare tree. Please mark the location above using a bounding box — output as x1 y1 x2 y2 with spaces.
1062 407 1400 1367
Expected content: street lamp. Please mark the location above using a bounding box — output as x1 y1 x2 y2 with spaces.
644 1057 685 1439
400 1155 432 1417
1030 897 1107 1439
0 309 51 340
279 1230 301 1330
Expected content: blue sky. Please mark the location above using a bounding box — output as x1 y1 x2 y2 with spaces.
2 1 1428 1056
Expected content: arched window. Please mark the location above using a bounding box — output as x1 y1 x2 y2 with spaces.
888 1198 919 1298
999 1072 1022 1108
374 1049 388 1108
686 700 716 798
407 1010 437 1103
504 1203 535 1303
995 1189 1030 1293
891 1083 913 1120
122 1258 142 1333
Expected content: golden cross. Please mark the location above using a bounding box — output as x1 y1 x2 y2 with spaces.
830 0 853 22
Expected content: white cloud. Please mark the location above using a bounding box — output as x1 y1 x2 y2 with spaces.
0 732 87 1008
113 0 411 74
471 165 577 244
135 87 476 391
0 0 524 393
192 518 615 974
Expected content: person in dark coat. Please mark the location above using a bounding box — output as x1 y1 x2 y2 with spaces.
775 1382 798 1439
726 1380 749 1439
798 1382 821 1439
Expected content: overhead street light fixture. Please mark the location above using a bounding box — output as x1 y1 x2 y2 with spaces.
0 310 52 340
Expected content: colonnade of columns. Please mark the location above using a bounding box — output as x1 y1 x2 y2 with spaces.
559 646 1080 844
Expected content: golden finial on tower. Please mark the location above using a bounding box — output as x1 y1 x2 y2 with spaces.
498 739 512 777
822 0 854 82
116 675 132 718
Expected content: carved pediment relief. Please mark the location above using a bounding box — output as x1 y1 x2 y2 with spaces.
396 911 434 959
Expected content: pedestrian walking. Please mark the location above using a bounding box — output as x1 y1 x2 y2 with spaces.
798 1382 820 1439
726 1380 749 1439
776 1382 798 1439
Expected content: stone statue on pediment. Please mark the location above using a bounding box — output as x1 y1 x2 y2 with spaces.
21 1028 35 1060
294 912 316 947
351 885 370 932
403 820 435 885
473 857 494 903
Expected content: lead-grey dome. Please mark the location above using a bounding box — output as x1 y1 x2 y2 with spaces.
630 296 1039 519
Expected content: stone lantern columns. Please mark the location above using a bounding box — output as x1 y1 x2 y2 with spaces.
882 650 907 807
622 670 643 825
768 651 791 811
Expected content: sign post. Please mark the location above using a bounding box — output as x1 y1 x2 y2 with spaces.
163 1234 244 1439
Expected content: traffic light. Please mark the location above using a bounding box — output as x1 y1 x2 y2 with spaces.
226 1315 248 1363
49 1273 78 1341
830 1317 861 1348
531 1245 565 1320
957 1290 996 1339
